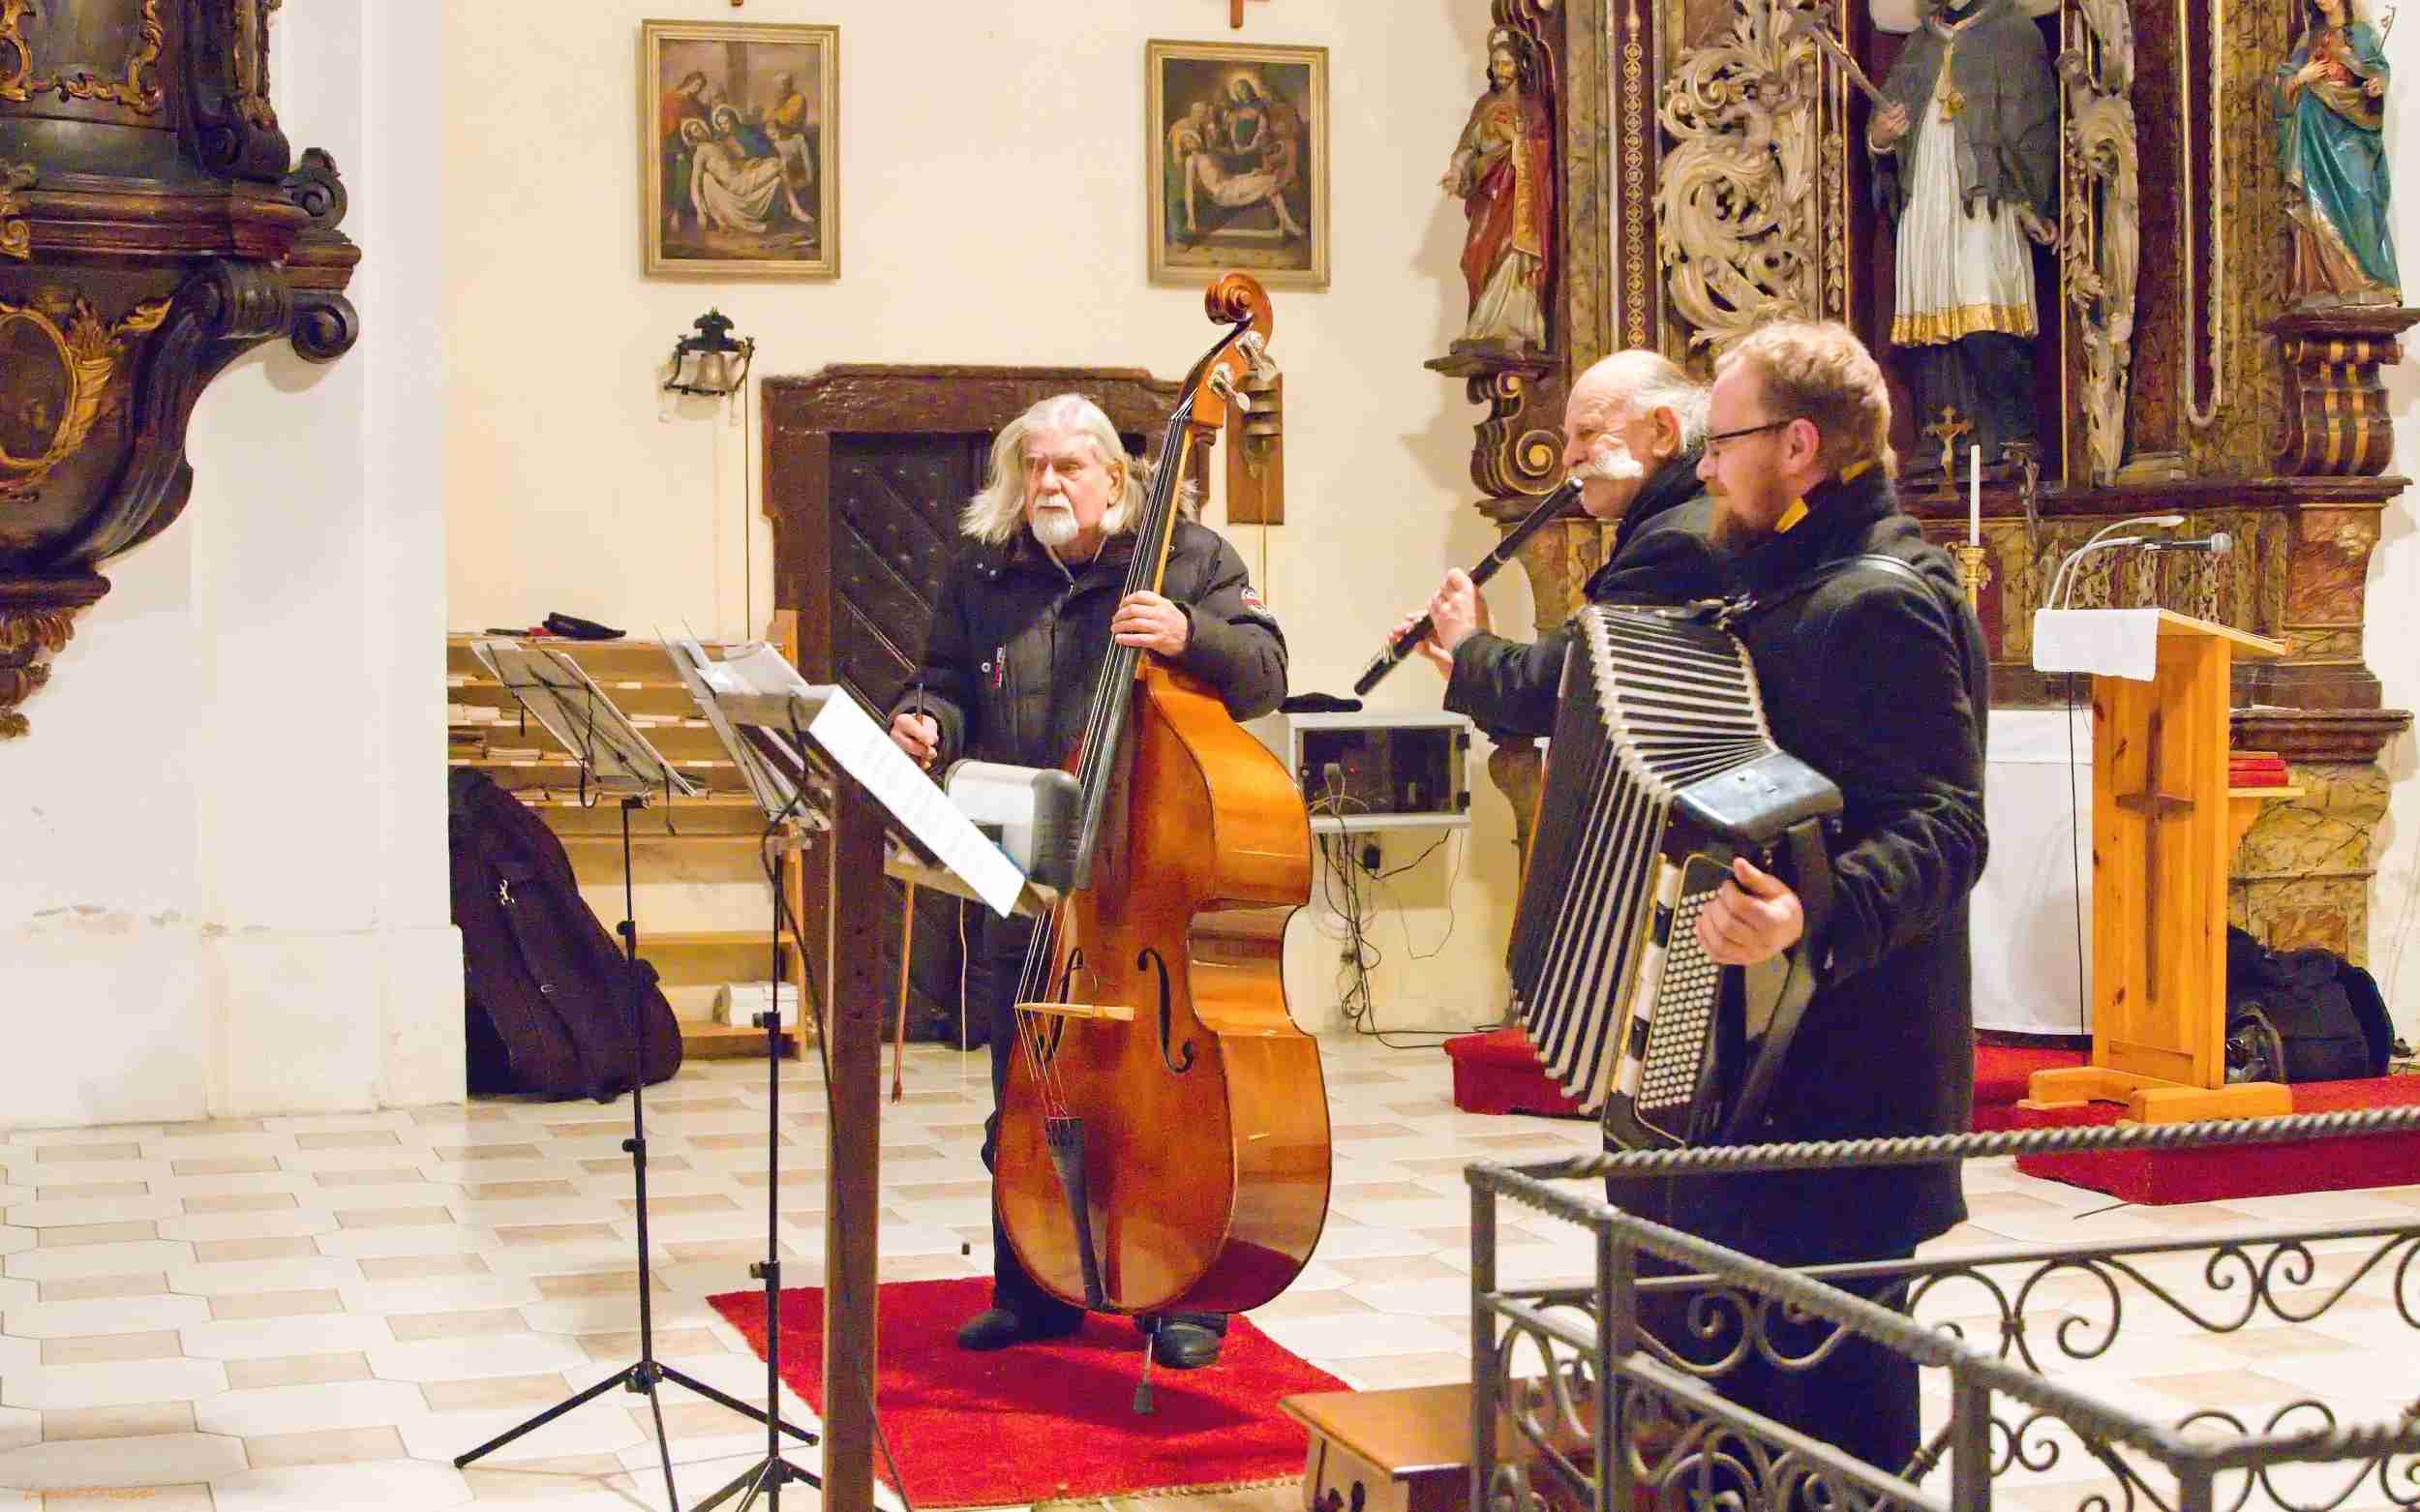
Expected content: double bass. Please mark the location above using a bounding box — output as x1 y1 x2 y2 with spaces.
991 274 1330 1319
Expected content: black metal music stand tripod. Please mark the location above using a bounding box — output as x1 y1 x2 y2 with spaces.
450 641 817 1510
690 812 823 1512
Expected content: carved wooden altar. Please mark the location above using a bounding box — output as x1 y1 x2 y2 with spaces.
0 0 361 739
1437 0 2410 963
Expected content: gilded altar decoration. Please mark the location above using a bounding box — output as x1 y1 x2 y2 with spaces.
0 161 28 260
1653 0 1822 352
2276 0 2400 309
2058 0 2140 484
1442 25 1557 351
0 0 361 738
0 294 170 502
0 0 165 113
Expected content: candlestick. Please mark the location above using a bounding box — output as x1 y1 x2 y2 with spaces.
1968 442 1981 546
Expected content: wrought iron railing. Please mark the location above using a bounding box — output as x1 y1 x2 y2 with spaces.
1468 1108 2420 1512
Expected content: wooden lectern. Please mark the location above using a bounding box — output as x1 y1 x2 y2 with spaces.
2024 610 2293 1124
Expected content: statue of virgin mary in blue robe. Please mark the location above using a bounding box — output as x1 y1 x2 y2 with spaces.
2277 0 2401 307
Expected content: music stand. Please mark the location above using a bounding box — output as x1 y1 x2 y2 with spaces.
451 640 815 1512
670 638 1027 1512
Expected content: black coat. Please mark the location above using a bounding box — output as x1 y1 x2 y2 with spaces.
1674 467 1989 1265
892 516 1287 776
1443 453 1729 738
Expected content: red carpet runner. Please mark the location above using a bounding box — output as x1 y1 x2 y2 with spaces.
709 1276 1348 1508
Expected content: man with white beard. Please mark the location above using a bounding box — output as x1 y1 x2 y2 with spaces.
1395 348 1729 735
884 393 1286 1371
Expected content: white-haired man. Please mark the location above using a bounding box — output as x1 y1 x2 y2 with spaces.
1398 348 1729 735
885 393 1286 1370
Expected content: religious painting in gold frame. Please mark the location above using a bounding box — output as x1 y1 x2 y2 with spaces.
642 19 839 279
1147 39 1330 289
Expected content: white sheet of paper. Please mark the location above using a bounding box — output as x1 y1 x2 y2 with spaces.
669 639 1025 918
802 686 1026 918
2032 609 2160 681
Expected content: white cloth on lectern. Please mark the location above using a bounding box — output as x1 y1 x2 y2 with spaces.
2032 609 2161 681
1971 708 2095 1035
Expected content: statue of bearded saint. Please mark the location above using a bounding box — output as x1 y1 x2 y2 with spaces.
1870 0 2060 475
1440 31 1556 353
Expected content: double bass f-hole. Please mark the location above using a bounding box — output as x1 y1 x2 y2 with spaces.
1137 947 1195 1075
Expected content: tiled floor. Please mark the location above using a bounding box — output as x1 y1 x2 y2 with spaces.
3 1036 2417 1510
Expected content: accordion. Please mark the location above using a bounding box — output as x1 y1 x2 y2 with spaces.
1507 605 1842 1148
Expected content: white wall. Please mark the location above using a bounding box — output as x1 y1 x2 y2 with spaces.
0 1 461 1127
443 0 1529 1035
2371 17 2420 1042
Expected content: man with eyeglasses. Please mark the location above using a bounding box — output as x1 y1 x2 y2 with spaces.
1393 349 1729 733
1660 319 1990 1486
885 393 1286 1371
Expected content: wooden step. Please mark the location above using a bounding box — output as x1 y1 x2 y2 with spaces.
681 1019 804 1061
638 930 792 986
447 633 750 682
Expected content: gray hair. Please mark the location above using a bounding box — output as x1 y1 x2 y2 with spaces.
960 394 1156 546
1576 349 1709 449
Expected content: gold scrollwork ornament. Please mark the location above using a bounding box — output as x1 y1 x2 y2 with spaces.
0 295 172 502
0 0 166 114
0 160 31 260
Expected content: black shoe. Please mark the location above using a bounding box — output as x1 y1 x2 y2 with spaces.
954 1305 1081 1351
1149 1320 1223 1370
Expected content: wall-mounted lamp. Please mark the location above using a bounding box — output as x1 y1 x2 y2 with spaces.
664 309 755 397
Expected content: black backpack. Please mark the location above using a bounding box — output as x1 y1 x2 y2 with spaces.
2224 926 2390 1084
449 769 682 1100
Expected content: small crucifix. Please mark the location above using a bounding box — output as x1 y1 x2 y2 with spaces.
1225 0 1269 28
1921 406 1974 480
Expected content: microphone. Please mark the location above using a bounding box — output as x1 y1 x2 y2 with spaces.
2138 531 2232 555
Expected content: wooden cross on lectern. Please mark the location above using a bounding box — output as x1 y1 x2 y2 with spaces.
1225 0 1269 27
2111 709 2195 985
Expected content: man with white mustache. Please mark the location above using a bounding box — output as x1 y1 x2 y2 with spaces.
883 393 1286 1371
1394 349 1729 736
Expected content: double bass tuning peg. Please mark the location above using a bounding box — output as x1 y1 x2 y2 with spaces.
1206 367 1252 414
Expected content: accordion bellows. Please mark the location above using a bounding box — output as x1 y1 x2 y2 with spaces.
1507 606 1841 1147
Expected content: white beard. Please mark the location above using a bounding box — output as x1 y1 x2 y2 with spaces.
1029 499 1080 549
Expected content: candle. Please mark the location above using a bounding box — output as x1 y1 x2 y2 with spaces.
1968 443 1981 546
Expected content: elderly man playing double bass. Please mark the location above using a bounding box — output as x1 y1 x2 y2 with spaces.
1395 349 1730 732
886 393 1286 1370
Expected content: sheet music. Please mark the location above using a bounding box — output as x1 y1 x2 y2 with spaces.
668 639 1028 918
664 638 812 822
470 640 699 798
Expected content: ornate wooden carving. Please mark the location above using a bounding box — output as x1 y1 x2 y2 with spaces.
1225 360 1286 526
2269 307 2420 477
0 0 359 738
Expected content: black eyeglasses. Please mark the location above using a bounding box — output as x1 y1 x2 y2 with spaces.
1703 417 1793 457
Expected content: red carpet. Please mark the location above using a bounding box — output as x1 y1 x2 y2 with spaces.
2010 1074 2420 1203
708 1277 1348 1508
1446 1027 2091 1133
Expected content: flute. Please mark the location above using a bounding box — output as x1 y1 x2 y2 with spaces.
1351 475 1584 696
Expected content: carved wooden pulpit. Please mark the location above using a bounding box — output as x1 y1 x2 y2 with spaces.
2025 611 2290 1123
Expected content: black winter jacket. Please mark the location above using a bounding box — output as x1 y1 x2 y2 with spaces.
1673 466 1989 1264
1443 453 1730 738
891 517 1287 775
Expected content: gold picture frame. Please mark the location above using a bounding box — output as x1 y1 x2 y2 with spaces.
641 18 838 279
1146 39 1329 289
